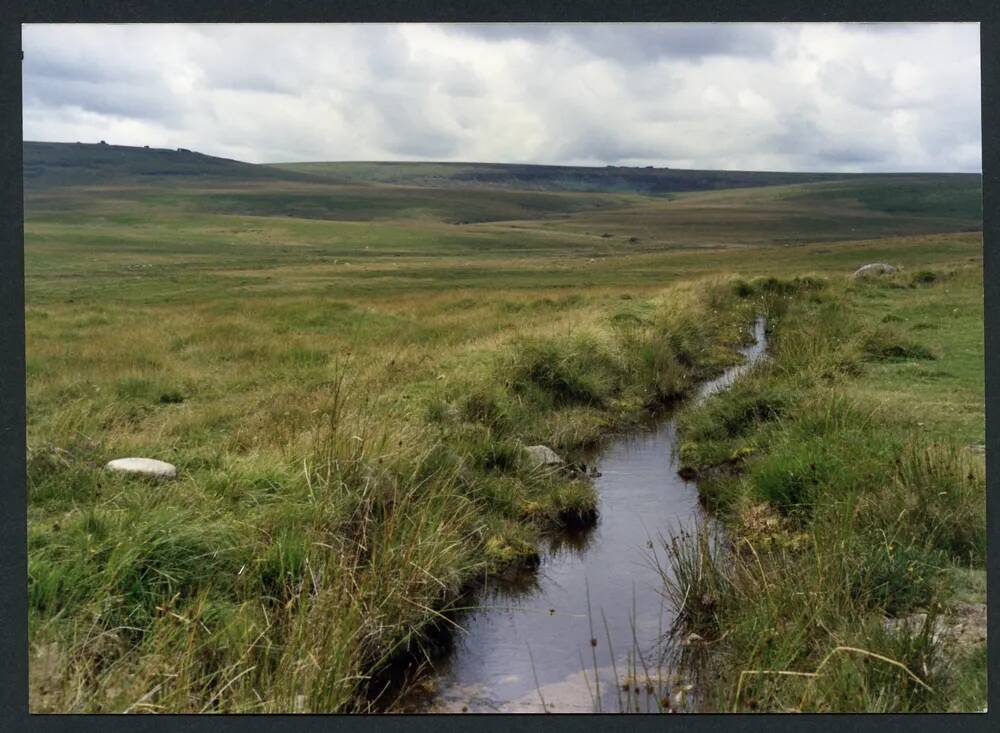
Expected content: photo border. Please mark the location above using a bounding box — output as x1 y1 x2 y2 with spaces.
2 2 996 731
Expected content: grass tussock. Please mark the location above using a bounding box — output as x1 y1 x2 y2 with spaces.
665 265 985 712
28 275 767 712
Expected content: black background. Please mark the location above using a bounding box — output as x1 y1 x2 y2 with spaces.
2 3 997 731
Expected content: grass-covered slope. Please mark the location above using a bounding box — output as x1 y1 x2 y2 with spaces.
23 141 331 190
778 176 983 222
25 143 981 237
271 161 981 209
270 160 862 193
522 177 982 245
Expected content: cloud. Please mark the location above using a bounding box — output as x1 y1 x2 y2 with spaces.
450 22 780 63
21 22 982 172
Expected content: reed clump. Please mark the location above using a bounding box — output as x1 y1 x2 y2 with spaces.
664 266 985 712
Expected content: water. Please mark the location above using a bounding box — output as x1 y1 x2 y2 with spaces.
416 317 768 713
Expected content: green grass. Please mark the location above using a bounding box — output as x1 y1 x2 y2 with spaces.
25 258 760 712
668 265 985 712
24 142 984 713
784 176 983 220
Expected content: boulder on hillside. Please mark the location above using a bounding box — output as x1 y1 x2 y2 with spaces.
106 457 177 479
853 262 898 279
523 445 564 468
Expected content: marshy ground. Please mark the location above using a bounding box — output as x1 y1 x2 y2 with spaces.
24 143 984 712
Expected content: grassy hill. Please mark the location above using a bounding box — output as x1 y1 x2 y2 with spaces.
271 160 982 202
23 141 331 190
23 142 982 241
271 160 868 194
510 176 982 246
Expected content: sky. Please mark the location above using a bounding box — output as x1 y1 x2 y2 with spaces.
21 23 982 173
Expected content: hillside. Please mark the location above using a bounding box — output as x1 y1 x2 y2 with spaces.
22 142 981 240
27 142 868 195
270 160 867 194
22 141 332 190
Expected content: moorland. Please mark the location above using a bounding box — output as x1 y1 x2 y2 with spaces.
24 141 985 712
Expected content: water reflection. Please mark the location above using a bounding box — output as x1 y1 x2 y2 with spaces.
543 525 597 557
413 317 768 714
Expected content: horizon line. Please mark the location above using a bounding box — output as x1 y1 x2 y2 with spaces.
23 140 984 177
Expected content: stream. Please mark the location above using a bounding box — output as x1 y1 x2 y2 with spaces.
414 317 768 713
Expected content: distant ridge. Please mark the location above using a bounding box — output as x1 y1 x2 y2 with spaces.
271 159 855 194
22 141 340 190
23 141 981 202
270 160 979 195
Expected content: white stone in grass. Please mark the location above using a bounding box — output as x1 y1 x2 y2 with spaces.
524 445 564 468
106 457 177 479
852 263 898 278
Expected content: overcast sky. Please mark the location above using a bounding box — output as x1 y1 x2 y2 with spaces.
22 23 981 172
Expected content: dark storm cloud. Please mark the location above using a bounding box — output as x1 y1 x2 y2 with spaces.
21 23 981 172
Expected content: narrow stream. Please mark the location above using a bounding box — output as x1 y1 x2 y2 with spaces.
416 317 768 713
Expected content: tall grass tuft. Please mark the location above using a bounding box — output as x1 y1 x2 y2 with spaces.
663 270 984 712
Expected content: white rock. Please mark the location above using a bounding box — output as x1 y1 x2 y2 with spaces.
853 263 898 278
524 445 564 468
106 457 177 479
